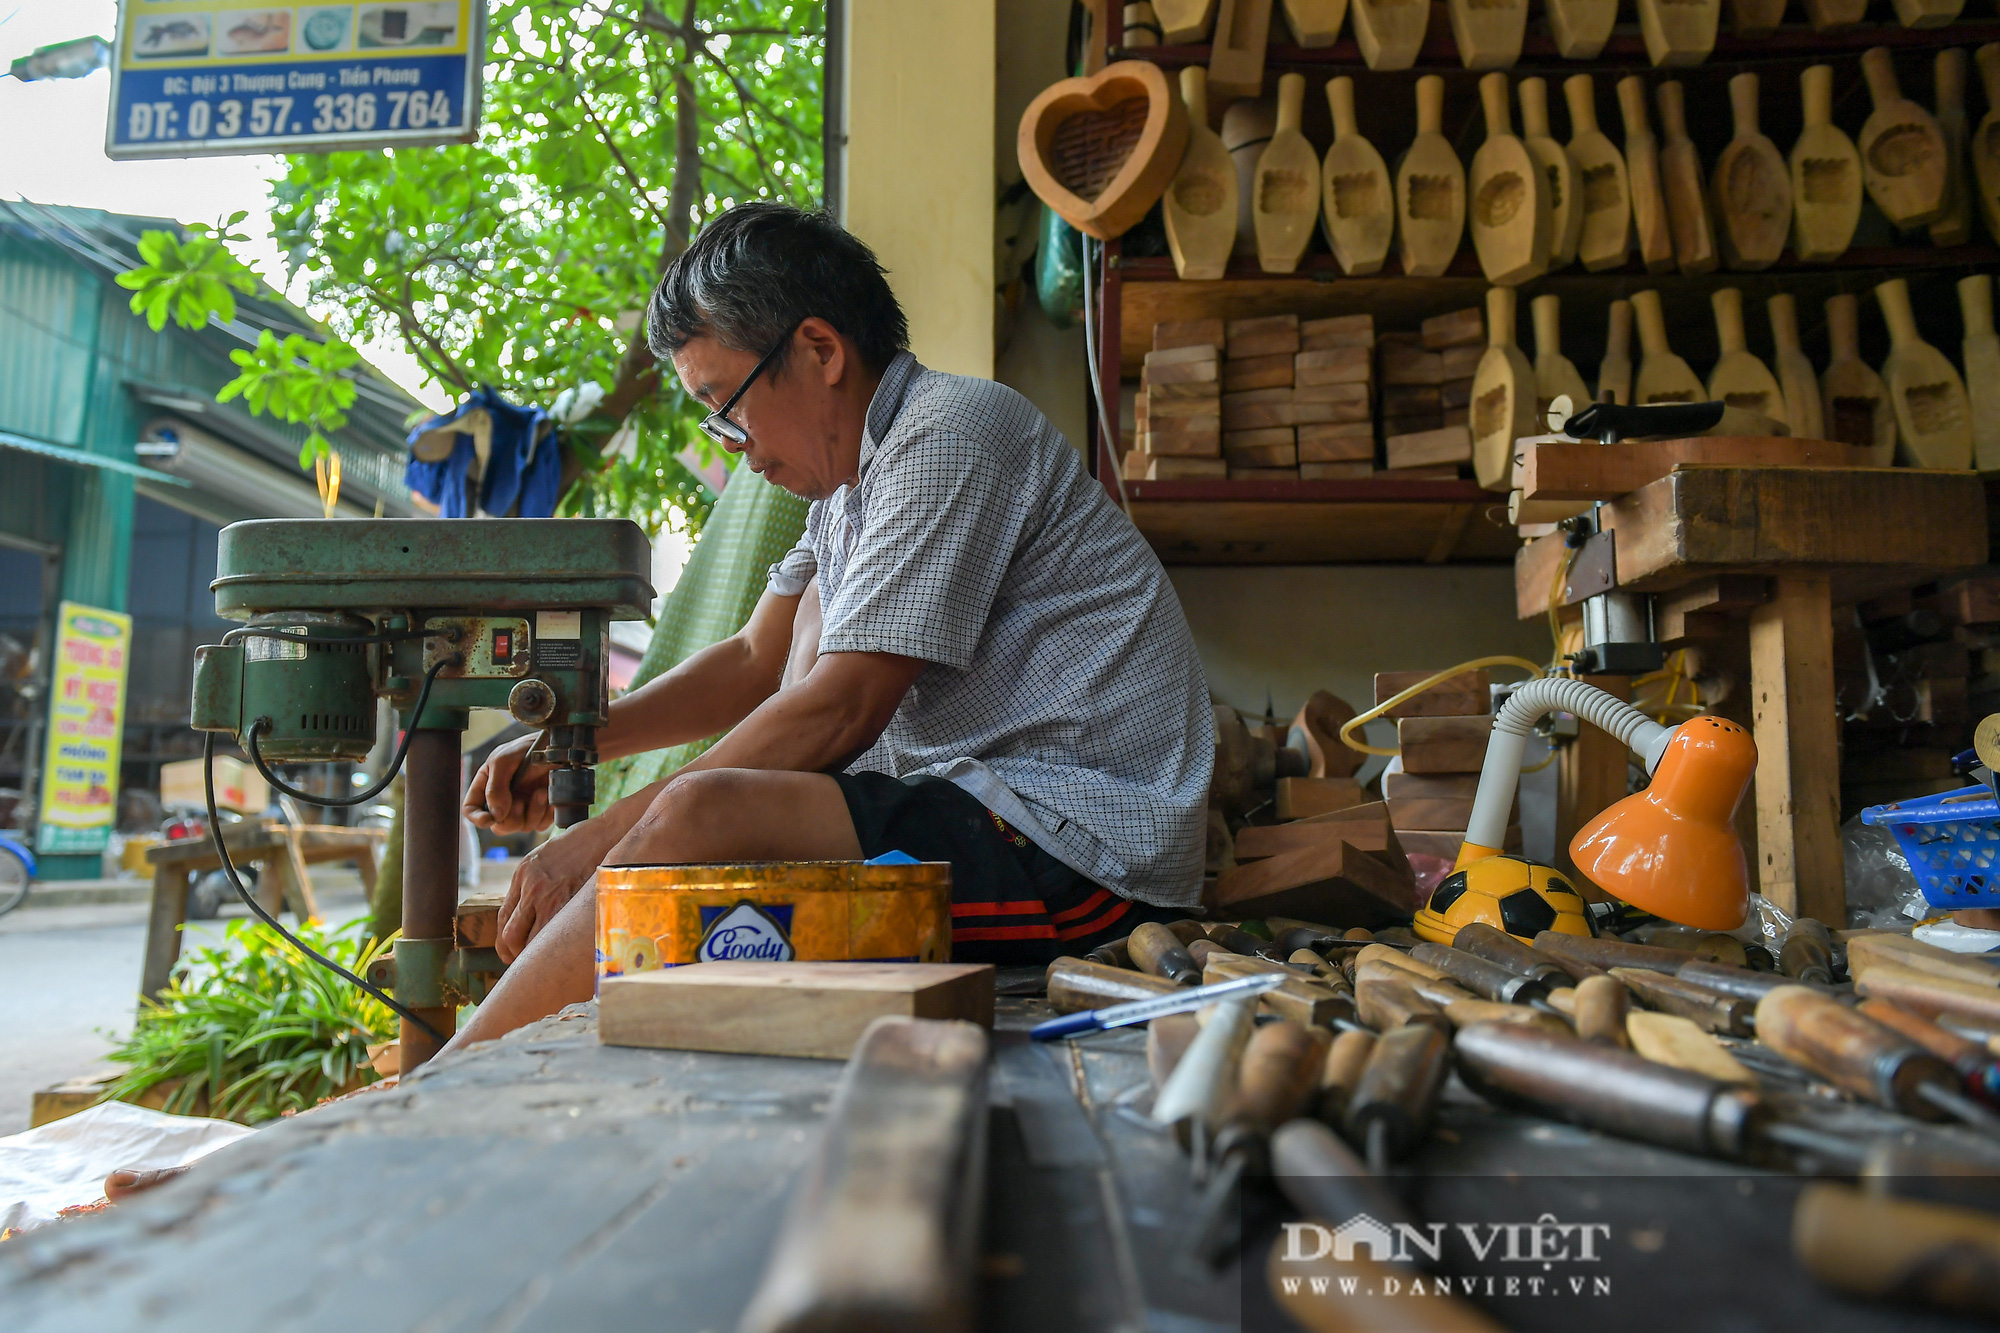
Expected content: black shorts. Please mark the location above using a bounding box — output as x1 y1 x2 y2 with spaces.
830 771 1182 966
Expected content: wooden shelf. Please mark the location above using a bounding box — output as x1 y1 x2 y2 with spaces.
1115 246 2000 284
1099 464 1518 564
1114 18 2000 74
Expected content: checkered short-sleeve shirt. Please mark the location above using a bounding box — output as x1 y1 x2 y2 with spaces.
768 352 1212 907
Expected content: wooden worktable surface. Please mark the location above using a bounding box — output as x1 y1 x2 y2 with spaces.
0 984 1985 1332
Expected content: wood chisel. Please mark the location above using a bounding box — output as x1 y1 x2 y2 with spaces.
1129 920 1203 985
1271 1118 1421 1241
1755 985 1999 1130
1345 1022 1452 1173
1451 922 1577 987
1412 942 1555 1007
1045 957 1180 1013
1778 918 1835 984
1316 1028 1377 1123
1152 995 1260 1131
1609 966 1756 1036
1189 1020 1329 1266
1573 974 1631 1046
1794 1183 2000 1319
1858 997 2000 1107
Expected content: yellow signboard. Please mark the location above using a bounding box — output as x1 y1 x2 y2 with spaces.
36 603 134 856
109 1 482 159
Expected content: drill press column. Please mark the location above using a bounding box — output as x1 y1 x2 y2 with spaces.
402 728 462 1068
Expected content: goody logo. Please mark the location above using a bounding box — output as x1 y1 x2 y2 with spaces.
697 901 796 963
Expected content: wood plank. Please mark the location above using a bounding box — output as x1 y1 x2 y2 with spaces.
1132 498 1518 564
1397 714 1492 773
1238 800 1412 880
1375 668 1491 718
1387 797 1475 832
1425 503 1476 563
737 1017 988 1333
1517 438 1873 503
1556 673 1632 904
1210 838 1416 925
1749 574 1845 924
600 963 995 1060
1382 769 1479 800
140 866 193 1002
456 891 506 949
1275 776 1365 819
1513 466 1990 616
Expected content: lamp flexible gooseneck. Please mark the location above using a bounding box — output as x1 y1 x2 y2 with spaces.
1460 678 1676 867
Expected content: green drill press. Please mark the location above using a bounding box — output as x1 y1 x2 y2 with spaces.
189 518 655 1068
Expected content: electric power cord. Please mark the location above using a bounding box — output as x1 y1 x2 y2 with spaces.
244 654 458 808
202 731 446 1044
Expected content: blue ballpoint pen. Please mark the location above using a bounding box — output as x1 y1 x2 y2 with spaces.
1029 972 1288 1041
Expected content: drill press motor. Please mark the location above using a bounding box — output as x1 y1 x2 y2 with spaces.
188 518 655 1068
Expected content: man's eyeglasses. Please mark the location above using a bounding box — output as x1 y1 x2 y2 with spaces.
697 322 801 447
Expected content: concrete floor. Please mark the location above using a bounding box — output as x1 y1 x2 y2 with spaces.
0 878 373 1135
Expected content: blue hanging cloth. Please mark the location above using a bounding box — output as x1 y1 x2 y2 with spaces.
404 387 563 518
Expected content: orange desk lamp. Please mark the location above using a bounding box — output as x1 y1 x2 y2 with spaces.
1412 678 1757 943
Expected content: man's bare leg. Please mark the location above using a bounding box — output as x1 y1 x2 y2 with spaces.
442 768 862 1054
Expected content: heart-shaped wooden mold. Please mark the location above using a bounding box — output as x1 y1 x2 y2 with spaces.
1018 61 1188 241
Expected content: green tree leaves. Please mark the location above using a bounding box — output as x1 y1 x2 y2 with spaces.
113 214 260 333
216 330 362 468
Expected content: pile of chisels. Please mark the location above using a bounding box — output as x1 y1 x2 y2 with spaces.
1041 915 2000 1326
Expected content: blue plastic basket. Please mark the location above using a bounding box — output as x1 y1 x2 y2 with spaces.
1860 784 2000 909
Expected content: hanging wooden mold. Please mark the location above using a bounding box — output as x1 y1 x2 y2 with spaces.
1789 64 1862 262
1164 66 1238 280
1519 78 1583 270
1876 276 1972 470
1321 75 1394 274
1352 0 1430 70
1397 75 1467 276
1976 46 2000 245
1281 0 1350 45
1618 77 1677 273
1636 0 1718 66
1706 288 1786 424
1858 46 1948 231
1018 61 1190 241
1448 0 1528 70
1566 76 1631 272
1710 72 1791 271
1469 72 1552 285
1959 275 2000 472
1929 49 1973 247
1255 73 1323 272
1655 81 1718 275
1545 0 1616 59
1821 293 1896 464
1767 294 1825 441
1630 289 1705 405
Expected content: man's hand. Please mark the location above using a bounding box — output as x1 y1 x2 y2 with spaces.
464 733 553 834
496 817 622 962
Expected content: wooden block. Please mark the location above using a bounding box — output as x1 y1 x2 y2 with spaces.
455 892 505 949
1143 396 1220 426
1382 769 1480 800
1441 344 1485 380
1141 426 1222 457
1516 436 1871 503
1225 425 1296 449
600 962 996 1060
1936 577 2000 626
1625 1011 1754 1083
1295 380 1374 406
1147 343 1222 368
1379 343 1446 385
1396 826 1521 859
1145 379 1223 401
1376 668 1491 717
1384 414 1445 439
1144 456 1228 479
1302 462 1376 479
1276 776 1366 819
1301 314 1376 349
1295 346 1373 386
1439 378 1475 410
1292 398 1370 426
736 1017 988 1333
1211 836 1416 925
1298 427 1376 462
1155 317 1226 351
1146 357 1221 386
1422 306 1486 349
1225 440 1300 467
1384 426 1471 470
1383 464 1461 479
1227 313 1302 358
1382 383 1442 417
1229 466 1301 480
1222 400 1299 430
1397 714 1492 773
1223 354 1296 392
1443 408 1469 428
1388 797 1475 832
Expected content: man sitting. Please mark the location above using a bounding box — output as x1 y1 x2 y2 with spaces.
450 203 1211 1051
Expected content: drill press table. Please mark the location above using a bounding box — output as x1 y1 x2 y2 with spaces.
0 988 1982 1332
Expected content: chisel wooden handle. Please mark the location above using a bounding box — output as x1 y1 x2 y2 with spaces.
1046 958 1179 1013
1165 919 1209 945
1414 943 1551 1004
1235 1020 1331 1132
1453 1021 1763 1158
1755 985 1956 1117
1357 961 1479 1011
1188 938 1238 969
1848 933 2000 989
1793 1183 2000 1319
1452 922 1577 986
1290 947 1341 982
1277 926 1342 956
1675 958 1799 1003
1779 918 1834 984
1086 935 1132 969
1444 999 1571 1036
1318 1028 1377 1122
1207 956 1355 1027
1360 942 1448 980
1271 1119 1420 1239
1532 930 1684 976
1853 962 2000 1030
1345 1023 1451 1160
1130 921 1203 985
1357 978 1451 1033
1858 998 2000 1095
1609 967 1755 1037
1574 974 1631 1046
1153 996 1257 1129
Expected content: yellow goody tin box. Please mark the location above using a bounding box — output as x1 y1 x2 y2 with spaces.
595 860 953 982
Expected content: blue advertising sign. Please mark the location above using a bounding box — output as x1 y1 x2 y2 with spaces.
108 2 483 159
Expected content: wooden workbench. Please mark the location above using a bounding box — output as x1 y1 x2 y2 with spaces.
1516 464 1989 924
0 987 1984 1332
140 822 386 1001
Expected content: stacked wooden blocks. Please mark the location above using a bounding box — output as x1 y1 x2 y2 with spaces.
1224 315 1302 479
1129 319 1225 481
1380 306 1481 479
1210 799 1418 925
1214 313 1378 481
1376 668 1517 863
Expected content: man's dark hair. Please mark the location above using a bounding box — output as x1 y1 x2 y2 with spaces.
646 203 909 374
